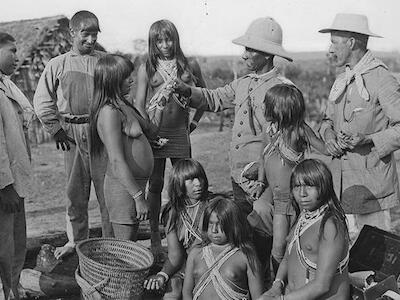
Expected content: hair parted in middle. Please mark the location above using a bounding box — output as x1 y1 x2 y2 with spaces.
145 19 195 82
290 158 349 240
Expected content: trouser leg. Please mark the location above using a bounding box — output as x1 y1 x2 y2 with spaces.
11 201 26 300
0 208 13 300
64 130 91 245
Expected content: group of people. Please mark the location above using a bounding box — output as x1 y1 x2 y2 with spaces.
0 7 399 300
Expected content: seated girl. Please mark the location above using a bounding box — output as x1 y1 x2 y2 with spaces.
259 159 350 300
144 159 210 299
183 196 263 300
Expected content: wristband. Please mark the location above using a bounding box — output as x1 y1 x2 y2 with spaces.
273 278 285 288
132 190 143 200
256 181 265 187
157 271 169 282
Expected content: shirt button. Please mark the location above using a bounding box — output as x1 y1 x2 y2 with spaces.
240 121 243 125
243 110 247 114
238 133 241 137
235 145 239 150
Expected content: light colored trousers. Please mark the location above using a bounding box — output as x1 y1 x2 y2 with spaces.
0 200 26 300
346 209 392 244
63 123 113 247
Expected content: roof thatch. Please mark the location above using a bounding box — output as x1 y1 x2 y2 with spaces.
0 15 70 70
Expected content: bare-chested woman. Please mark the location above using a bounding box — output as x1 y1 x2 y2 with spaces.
90 54 157 240
259 159 350 300
183 197 263 300
135 19 206 260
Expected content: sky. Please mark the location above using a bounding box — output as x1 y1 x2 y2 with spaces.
1 0 399 56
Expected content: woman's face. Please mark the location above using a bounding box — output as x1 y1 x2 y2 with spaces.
292 182 320 211
207 212 228 246
156 34 174 59
121 76 133 98
184 177 203 201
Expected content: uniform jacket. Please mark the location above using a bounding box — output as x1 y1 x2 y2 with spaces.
190 68 290 183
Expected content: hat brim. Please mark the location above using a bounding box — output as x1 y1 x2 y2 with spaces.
232 35 293 62
318 27 382 38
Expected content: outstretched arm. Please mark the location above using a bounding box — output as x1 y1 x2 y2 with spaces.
188 59 207 133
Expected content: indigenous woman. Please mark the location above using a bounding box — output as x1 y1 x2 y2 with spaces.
135 19 206 260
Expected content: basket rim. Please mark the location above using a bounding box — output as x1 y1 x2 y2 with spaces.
76 237 154 272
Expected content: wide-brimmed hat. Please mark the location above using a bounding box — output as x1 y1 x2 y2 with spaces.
319 13 382 38
232 17 293 61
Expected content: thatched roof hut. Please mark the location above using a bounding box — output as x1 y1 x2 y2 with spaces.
0 15 72 99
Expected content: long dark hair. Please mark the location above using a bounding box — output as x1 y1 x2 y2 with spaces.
89 54 134 156
145 19 193 81
264 83 309 153
202 196 259 274
290 159 349 240
162 159 209 229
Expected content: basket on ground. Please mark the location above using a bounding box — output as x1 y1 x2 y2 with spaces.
76 238 154 299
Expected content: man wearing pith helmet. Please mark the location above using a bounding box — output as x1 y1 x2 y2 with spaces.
174 17 293 284
319 13 400 240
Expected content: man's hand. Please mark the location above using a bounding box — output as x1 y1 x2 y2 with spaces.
338 131 371 150
326 139 345 157
54 128 75 151
0 184 22 213
172 79 192 98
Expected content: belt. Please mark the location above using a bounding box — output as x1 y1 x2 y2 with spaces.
63 115 89 124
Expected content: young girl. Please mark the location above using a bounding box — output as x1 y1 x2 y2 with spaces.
252 83 329 274
259 159 350 299
135 19 207 260
183 197 263 300
144 159 210 299
89 54 158 240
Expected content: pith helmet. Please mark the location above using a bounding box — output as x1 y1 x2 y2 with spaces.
232 17 293 62
319 13 382 38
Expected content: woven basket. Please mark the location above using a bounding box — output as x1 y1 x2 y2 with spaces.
76 238 154 300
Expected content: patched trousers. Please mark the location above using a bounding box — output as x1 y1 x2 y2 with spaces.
63 122 113 247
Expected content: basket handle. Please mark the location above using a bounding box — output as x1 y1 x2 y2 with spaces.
75 268 110 296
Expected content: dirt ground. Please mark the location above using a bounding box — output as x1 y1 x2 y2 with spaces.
24 121 400 299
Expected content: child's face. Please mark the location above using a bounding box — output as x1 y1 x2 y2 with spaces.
292 182 320 211
156 34 174 59
207 212 228 245
185 177 203 201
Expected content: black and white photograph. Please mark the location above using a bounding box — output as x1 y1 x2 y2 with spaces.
0 0 400 299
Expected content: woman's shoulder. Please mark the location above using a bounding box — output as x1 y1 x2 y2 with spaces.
98 104 122 119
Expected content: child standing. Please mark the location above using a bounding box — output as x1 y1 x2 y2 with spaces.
183 197 263 300
135 20 206 260
259 159 350 299
256 84 329 273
